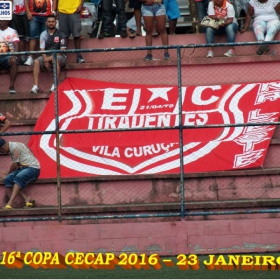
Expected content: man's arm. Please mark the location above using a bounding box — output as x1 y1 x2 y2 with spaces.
76 0 84 13
1 119 11 133
24 0 32 20
7 162 18 174
52 0 57 13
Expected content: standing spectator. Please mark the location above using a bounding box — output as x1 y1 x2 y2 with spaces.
205 0 238 58
164 0 180 35
142 0 169 61
128 0 143 36
0 139 40 210
0 20 19 94
98 0 128 38
195 0 209 33
30 15 67 93
0 113 11 135
57 0 86 63
24 0 56 66
240 0 280 55
10 0 30 64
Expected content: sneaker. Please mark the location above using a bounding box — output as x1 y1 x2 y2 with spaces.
76 54 85 64
256 44 270 55
9 86 16 94
207 50 214 58
24 56 33 66
224 49 234 57
31 85 39 94
143 53 153 61
49 84 54 92
98 31 110 39
120 30 128 38
164 52 170 60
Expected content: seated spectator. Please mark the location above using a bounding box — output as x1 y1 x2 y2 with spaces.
30 15 67 94
0 139 40 210
24 0 57 66
142 0 169 60
10 0 30 64
240 0 280 55
195 0 209 33
164 0 181 35
0 20 19 94
206 0 238 58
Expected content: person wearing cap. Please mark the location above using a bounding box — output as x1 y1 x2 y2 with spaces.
0 113 11 135
0 139 40 210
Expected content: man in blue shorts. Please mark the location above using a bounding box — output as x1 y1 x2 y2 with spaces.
0 139 40 210
0 20 19 94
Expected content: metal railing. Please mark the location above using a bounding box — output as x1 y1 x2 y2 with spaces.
1 40 280 223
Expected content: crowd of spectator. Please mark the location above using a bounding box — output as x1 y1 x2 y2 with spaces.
1 0 280 93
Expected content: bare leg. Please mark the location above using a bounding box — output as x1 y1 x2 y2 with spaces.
169 18 177 35
28 39 37 59
134 8 142 35
5 183 21 207
155 14 169 51
18 191 30 204
33 59 41 86
143 16 155 54
9 57 18 88
74 36 81 55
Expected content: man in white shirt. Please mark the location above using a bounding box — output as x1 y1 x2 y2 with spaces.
0 20 20 94
0 139 40 210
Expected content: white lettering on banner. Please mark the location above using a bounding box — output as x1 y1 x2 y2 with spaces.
233 106 279 167
192 86 220 105
101 88 129 110
255 82 280 104
234 149 265 168
92 114 209 130
92 146 120 157
92 143 178 158
124 143 178 158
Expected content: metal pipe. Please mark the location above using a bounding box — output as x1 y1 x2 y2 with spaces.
52 52 62 223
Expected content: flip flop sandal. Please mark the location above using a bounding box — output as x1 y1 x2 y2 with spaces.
2 205 14 210
129 33 136 39
24 200 36 208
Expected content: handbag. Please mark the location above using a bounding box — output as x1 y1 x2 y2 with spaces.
200 16 220 29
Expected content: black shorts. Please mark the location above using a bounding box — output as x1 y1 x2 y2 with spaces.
129 0 142 9
11 13 30 39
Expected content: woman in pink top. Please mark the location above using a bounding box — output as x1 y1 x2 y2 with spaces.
240 0 280 55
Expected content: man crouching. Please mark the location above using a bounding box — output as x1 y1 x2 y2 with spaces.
0 139 40 210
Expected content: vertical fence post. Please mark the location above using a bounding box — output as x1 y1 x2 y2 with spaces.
176 46 185 219
52 51 62 223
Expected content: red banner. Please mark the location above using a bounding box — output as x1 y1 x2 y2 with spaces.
29 78 280 178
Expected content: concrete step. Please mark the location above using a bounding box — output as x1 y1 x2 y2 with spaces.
0 168 280 216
